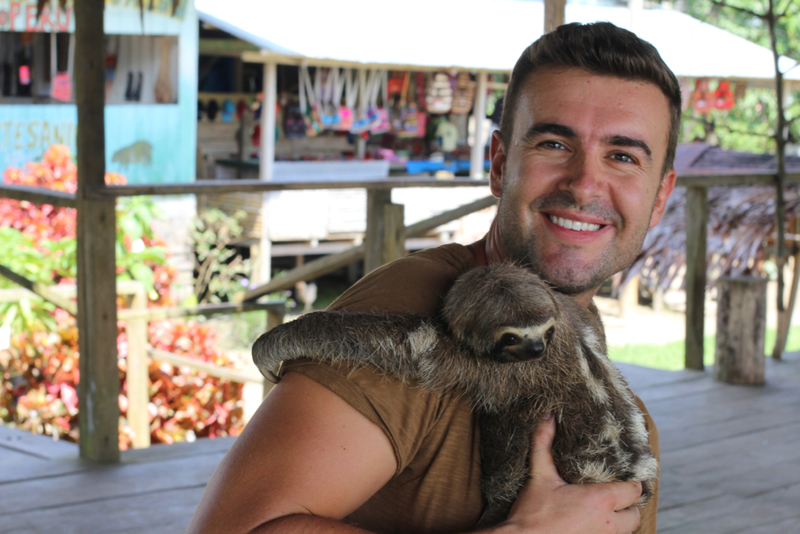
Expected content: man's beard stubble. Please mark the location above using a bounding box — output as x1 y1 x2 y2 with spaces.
496 188 651 296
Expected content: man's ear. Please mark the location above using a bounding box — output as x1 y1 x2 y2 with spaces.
489 130 506 199
649 168 677 228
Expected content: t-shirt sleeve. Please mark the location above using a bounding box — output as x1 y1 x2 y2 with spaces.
279 359 443 476
633 393 660 534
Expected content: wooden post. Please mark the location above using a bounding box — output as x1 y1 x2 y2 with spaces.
75 0 120 462
685 186 708 371
257 62 277 284
126 284 150 449
618 275 639 318
470 71 488 179
773 218 800 360
364 189 405 274
356 68 368 160
544 0 566 32
714 277 767 385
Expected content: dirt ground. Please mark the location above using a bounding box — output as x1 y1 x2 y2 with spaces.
595 280 800 347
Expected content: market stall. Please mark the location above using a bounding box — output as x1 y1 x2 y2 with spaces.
0 0 198 184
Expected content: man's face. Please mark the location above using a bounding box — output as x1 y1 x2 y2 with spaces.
490 67 676 297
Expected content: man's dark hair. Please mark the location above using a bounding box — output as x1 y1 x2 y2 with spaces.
499 22 682 176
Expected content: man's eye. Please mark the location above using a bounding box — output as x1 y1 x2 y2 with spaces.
540 140 566 150
612 152 637 164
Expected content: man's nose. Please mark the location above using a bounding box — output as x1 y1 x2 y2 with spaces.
558 153 606 205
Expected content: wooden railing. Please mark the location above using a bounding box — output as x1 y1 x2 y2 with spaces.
0 277 283 449
0 176 496 460
675 171 800 370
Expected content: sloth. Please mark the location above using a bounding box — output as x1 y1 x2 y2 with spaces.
252 263 658 527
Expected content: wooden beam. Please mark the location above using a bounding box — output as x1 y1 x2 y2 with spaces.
544 0 566 32
75 0 120 463
0 265 78 315
405 195 497 237
238 244 366 302
148 348 264 384
117 301 285 321
125 285 150 449
676 173 800 188
0 184 77 208
257 62 277 284
365 190 405 273
685 186 708 371
93 177 491 197
470 71 488 179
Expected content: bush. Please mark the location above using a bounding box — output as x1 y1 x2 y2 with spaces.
0 146 245 448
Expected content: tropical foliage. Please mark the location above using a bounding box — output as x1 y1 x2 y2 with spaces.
0 146 245 449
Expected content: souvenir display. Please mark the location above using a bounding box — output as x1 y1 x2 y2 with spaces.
435 119 459 152
299 65 323 136
221 99 236 122
425 72 453 114
691 78 713 114
284 106 307 138
450 72 475 114
713 80 735 110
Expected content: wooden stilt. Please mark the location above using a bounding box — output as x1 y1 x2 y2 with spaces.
257 62 277 284
715 277 767 385
544 0 566 32
126 284 150 449
773 219 800 360
685 186 708 371
364 189 405 274
470 72 488 179
75 0 120 463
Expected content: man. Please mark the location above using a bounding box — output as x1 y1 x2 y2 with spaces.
187 21 679 534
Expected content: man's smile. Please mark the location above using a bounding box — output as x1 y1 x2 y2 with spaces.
546 214 602 232
540 211 614 245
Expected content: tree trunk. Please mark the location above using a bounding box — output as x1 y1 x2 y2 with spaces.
714 277 767 385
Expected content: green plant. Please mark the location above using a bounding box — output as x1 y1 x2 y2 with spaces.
608 325 800 371
191 208 251 304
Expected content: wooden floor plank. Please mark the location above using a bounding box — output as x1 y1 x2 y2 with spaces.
0 425 78 460
1 352 798 533
0 451 226 515
0 485 205 534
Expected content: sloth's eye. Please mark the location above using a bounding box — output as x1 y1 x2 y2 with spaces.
500 333 521 346
546 326 555 341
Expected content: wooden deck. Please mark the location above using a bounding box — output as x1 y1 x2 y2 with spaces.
1 352 799 534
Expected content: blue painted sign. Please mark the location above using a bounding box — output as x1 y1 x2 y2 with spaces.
0 0 198 184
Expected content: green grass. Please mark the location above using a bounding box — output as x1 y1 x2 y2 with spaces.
608 325 800 371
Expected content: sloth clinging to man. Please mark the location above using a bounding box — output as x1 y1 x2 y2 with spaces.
188 21 679 534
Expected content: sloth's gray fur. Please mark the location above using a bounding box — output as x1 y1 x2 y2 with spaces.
252 263 658 527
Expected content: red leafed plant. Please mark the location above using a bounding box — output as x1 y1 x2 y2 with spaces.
1 146 245 449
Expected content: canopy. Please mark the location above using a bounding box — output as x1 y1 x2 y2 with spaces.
196 0 800 82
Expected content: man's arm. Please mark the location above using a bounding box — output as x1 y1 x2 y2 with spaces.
187 373 643 534
185 372 397 534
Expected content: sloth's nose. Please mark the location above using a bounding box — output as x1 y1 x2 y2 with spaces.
503 339 546 362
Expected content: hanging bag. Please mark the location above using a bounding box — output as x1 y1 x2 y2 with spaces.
299 64 323 136
336 68 357 131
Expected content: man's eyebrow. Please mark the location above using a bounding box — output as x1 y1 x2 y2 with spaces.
606 135 652 159
522 123 577 142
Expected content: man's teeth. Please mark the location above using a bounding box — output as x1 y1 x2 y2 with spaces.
548 215 601 232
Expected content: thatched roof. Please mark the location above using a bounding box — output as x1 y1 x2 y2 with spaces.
617 144 800 293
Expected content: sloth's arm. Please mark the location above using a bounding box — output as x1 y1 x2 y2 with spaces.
186 372 397 534
253 311 438 381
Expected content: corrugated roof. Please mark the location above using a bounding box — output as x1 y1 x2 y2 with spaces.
196 0 799 81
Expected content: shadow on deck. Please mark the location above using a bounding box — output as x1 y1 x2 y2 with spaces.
2 353 800 534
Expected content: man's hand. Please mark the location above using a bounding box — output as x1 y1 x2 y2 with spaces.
499 416 643 534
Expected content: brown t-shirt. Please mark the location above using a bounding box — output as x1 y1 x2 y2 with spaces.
280 243 659 534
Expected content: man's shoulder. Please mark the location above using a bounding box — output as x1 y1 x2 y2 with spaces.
329 243 477 316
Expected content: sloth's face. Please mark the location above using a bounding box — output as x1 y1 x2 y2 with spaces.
490 317 556 363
